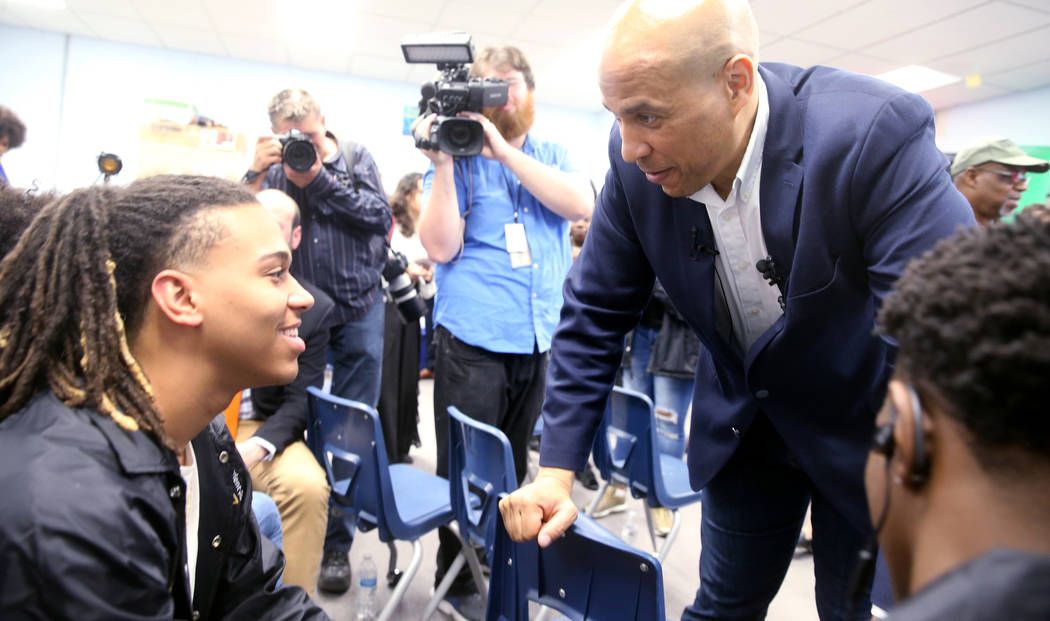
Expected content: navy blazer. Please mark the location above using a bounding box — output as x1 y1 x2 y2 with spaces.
539 63 975 530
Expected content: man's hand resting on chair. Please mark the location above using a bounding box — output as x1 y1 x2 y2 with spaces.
498 467 579 547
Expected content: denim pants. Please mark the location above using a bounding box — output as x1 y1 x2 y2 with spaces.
431 325 548 596
622 325 693 458
323 297 384 553
683 415 872 621
252 491 283 550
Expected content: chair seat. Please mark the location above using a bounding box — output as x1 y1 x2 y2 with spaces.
390 464 454 534
656 454 703 508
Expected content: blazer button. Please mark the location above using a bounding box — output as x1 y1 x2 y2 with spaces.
192 611 200 620
755 389 770 399
218 450 229 464
211 535 222 548
169 486 181 499
731 426 741 438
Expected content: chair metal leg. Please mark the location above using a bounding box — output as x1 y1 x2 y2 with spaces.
421 525 489 620
386 541 403 587
642 504 659 554
377 539 422 621
656 510 681 562
584 480 610 516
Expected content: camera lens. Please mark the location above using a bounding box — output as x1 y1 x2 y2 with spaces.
283 140 317 173
435 117 484 157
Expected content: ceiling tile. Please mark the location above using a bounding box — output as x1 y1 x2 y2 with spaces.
348 13 435 62
0 7 28 27
286 40 352 74
1007 0 1050 13
863 2 1050 64
4 5 93 36
355 0 445 23
824 53 899 76
154 23 225 56
132 0 212 30
77 11 159 45
66 0 137 20
749 0 868 36
919 80 1012 111
203 0 283 38
436 1 527 37
221 32 288 65
793 0 985 50
984 58 1050 91
761 37 843 67
925 25 1050 78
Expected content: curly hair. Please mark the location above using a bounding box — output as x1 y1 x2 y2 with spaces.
390 172 422 237
0 186 57 258
0 106 26 150
0 175 256 446
878 208 1050 469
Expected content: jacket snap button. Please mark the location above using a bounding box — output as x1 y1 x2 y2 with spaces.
218 450 229 464
211 535 222 548
169 486 181 499
192 611 200 620
731 426 741 438
755 389 770 399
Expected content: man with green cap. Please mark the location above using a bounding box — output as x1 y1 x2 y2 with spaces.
951 136 1049 226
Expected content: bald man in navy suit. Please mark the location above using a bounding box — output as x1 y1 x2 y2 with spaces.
500 1 975 619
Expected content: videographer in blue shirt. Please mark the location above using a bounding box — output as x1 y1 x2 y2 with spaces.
415 45 593 620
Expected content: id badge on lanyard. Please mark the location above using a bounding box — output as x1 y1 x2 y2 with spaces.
502 167 531 269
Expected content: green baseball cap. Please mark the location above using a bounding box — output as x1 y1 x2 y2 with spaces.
950 136 1050 177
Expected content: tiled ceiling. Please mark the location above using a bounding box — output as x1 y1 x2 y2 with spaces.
1 0 1048 112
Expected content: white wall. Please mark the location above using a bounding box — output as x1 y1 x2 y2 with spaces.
935 86 1050 152
0 23 613 194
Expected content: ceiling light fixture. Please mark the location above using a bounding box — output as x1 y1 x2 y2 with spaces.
8 0 67 9
875 65 960 94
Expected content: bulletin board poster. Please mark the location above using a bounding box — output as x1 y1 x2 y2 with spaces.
1019 145 1050 208
403 105 419 136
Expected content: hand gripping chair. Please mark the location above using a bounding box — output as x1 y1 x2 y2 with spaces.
487 493 666 621
585 386 703 561
422 406 517 618
307 386 455 621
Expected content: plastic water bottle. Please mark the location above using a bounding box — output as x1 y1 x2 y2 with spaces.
620 509 639 543
355 554 378 621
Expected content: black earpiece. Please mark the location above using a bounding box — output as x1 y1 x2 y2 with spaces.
905 386 929 485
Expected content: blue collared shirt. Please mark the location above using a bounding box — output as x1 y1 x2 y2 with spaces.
263 136 392 323
424 134 576 354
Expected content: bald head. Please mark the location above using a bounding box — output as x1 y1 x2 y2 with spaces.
604 0 758 84
256 189 301 251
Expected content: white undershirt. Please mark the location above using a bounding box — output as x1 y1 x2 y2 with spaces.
180 443 200 602
689 74 782 351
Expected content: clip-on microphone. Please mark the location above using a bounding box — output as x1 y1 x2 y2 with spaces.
756 256 786 310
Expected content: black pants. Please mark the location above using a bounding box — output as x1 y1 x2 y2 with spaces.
432 325 548 595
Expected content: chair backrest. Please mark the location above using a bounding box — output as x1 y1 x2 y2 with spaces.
448 406 518 559
306 386 406 541
591 386 664 507
487 497 665 621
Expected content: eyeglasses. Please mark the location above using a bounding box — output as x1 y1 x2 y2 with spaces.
979 168 1028 185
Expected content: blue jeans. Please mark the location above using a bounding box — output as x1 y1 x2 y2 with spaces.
252 491 284 550
329 297 385 407
683 415 872 621
622 325 693 458
324 297 384 553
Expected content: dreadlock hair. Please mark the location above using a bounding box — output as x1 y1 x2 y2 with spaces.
0 175 257 447
877 207 1050 472
390 171 422 237
0 185 58 258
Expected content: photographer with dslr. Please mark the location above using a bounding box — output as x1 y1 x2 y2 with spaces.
415 44 592 620
245 88 392 595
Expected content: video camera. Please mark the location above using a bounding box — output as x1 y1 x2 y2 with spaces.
401 32 508 157
277 129 317 172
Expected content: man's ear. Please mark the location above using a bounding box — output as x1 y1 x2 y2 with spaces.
290 225 302 252
151 269 203 327
723 54 756 116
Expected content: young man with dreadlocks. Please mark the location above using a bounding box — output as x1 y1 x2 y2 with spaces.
0 175 330 620
865 209 1050 620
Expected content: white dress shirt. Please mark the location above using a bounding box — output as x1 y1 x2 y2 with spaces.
690 74 782 352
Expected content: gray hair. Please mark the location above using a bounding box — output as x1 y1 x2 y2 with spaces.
267 88 322 127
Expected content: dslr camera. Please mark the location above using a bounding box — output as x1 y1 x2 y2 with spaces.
277 129 317 172
383 248 430 324
401 32 508 157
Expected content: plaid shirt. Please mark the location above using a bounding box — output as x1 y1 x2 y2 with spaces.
264 135 392 323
